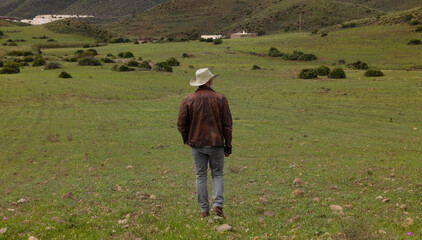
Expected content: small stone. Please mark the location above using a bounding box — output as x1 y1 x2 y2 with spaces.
399 204 407 211
344 204 353 208
216 224 232 232
118 219 128 225
376 196 383 200
292 189 304 197
122 224 129 229
17 198 28 204
62 192 74 199
28 237 38 240
88 167 93 172
312 197 320 202
150 194 157 200
208 219 214 224
404 218 413 227
329 205 343 211
264 211 275 216
259 196 269 204
125 213 131 219
126 165 133 169
165 226 170 232
379 230 386 235
45 226 56 230
382 198 389 203
117 185 124 192
0 227 7 234
293 178 301 185
390 173 395 178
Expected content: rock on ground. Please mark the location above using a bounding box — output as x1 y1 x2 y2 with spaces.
216 224 232 232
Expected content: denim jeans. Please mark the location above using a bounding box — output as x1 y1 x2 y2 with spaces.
191 147 224 213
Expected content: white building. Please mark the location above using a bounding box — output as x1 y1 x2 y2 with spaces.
200 35 223 40
21 15 94 25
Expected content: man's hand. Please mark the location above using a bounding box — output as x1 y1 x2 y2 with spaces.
224 152 230 157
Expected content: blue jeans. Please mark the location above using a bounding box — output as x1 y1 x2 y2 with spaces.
191 147 224 213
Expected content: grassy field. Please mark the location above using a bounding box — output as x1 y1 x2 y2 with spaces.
0 23 422 239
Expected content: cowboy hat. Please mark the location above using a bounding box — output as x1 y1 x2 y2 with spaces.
190 68 219 86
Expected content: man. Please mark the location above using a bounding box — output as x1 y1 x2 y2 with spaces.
177 68 232 218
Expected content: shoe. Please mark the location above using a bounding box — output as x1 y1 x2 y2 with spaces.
200 212 210 218
212 207 224 218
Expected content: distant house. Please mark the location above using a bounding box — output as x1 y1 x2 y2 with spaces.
230 31 258 39
200 35 222 40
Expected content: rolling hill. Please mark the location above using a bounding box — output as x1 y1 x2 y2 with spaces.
110 0 383 38
0 0 166 22
334 0 422 12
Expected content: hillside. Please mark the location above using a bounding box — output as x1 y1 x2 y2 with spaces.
0 0 166 22
44 19 116 41
0 0 79 19
320 6 422 33
111 0 382 38
334 0 422 12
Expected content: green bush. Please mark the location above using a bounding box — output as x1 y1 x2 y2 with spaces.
213 39 223 45
58 71 72 78
82 44 91 48
364 69 384 77
78 57 102 66
408 39 421 45
139 61 151 70
282 54 300 60
7 50 24 56
0 67 20 74
32 58 46 67
44 62 61 70
127 60 139 67
299 69 318 79
0 61 3 67
415 27 422 32
118 51 134 58
166 57 180 66
86 49 98 56
206 38 213 43
23 56 34 62
47 39 56 42
101 58 114 63
297 53 317 61
110 38 131 44
348 60 369 69
75 49 84 55
64 57 77 62
138 57 143 61
117 65 135 72
316 66 330 76
410 19 420 26
19 62 29 67
268 47 283 57
154 64 173 72
328 68 346 78
252 65 261 70
23 51 33 56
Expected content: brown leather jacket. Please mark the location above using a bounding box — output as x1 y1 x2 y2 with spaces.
177 85 232 154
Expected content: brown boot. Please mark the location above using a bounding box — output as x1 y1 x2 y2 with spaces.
200 212 210 218
212 207 224 218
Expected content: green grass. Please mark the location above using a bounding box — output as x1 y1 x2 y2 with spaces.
0 23 421 239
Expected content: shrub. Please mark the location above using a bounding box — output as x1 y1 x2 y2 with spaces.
269 47 283 57
213 39 223 45
23 56 34 62
32 58 46 67
59 71 72 78
408 39 421 45
118 51 134 58
64 57 77 62
117 65 135 72
316 66 330 76
338 59 346 64
23 51 33 56
282 54 300 60
321 33 328 37
199 38 206 42
298 53 317 61
107 53 115 57
139 61 151 70
19 62 29 67
167 37 174 42
0 61 3 67
44 62 61 70
134 41 139 44
182 53 192 58
166 57 180 66
82 44 90 48
348 60 369 69
101 58 114 63
138 57 143 61
299 69 318 79
0 67 20 74
252 65 261 70
410 19 420 25
206 38 213 43
328 68 346 78
127 60 139 67
154 64 172 72
415 27 422 32
110 37 131 44
78 57 101 66
75 50 85 55
7 50 24 56
47 39 56 42
0 31 3 36
111 65 119 71
364 69 384 77
86 49 98 56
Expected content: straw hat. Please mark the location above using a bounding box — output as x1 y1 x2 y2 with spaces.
190 68 219 86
